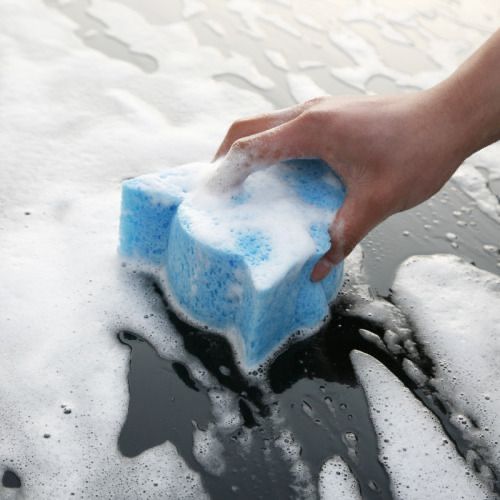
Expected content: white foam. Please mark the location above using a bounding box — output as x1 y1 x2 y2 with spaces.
274 429 315 498
264 48 290 71
87 0 274 91
0 0 271 496
469 142 500 182
204 19 226 37
343 244 366 287
227 0 265 38
453 164 500 223
286 72 328 103
318 456 361 500
359 328 387 352
401 357 427 387
293 12 324 32
393 254 500 470
0 193 207 499
208 390 242 432
297 60 325 70
182 0 207 19
3 0 500 495
351 350 494 499
228 0 301 39
185 161 341 290
193 424 226 476
325 0 498 96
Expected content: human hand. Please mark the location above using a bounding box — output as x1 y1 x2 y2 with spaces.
214 90 470 281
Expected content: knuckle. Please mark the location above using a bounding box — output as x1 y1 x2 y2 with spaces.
323 250 336 266
226 119 243 135
234 117 251 127
304 96 326 108
227 116 253 133
230 137 251 153
225 115 263 142
343 238 357 256
229 115 260 131
299 109 322 129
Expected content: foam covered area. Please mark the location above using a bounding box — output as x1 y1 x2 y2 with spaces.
393 254 500 469
352 351 493 500
120 159 345 365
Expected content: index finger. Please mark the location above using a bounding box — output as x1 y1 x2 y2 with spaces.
213 105 304 161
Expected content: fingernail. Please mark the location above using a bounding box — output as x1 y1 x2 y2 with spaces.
311 258 332 282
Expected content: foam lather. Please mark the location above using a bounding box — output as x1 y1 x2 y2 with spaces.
119 159 345 366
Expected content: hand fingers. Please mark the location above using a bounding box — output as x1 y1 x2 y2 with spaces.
213 105 305 160
310 192 382 282
208 113 321 190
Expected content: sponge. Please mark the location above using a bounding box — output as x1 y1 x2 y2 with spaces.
119 159 345 366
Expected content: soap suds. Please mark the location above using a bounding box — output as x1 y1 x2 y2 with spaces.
453 163 500 223
3 0 500 496
286 72 328 103
264 48 290 71
393 255 500 471
204 19 226 37
297 60 325 70
274 429 315 499
182 0 207 19
0 0 270 497
318 456 362 500
352 350 494 500
185 161 344 289
359 328 387 352
193 424 226 476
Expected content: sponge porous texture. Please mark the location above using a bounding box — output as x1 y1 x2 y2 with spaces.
120 159 345 366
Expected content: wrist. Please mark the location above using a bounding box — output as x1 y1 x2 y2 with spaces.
431 30 500 161
413 83 472 179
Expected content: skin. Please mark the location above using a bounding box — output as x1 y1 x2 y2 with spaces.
214 29 500 282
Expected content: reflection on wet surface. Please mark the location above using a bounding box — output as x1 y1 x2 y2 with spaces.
365 181 500 296
1 470 21 490
44 0 158 72
118 271 499 498
119 287 393 499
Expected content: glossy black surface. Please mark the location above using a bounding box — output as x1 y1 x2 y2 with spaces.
118 179 499 499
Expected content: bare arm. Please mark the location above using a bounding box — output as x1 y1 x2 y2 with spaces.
214 29 500 281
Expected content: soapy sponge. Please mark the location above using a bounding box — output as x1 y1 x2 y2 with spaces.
119 159 345 366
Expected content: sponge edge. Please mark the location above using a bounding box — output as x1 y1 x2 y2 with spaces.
119 159 345 367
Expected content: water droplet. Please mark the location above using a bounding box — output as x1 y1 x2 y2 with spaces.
483 244 498 253
219 365 230 376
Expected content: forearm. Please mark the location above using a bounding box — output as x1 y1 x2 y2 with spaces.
431 29 500 163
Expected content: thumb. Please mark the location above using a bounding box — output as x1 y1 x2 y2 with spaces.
311 192 379 282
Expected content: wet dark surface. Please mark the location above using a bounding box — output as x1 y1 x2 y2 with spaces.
2 470 21 489
119 298 395 499
364 181 500 297
118 178 500 500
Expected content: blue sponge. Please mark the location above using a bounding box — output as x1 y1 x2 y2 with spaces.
119 159 345 366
